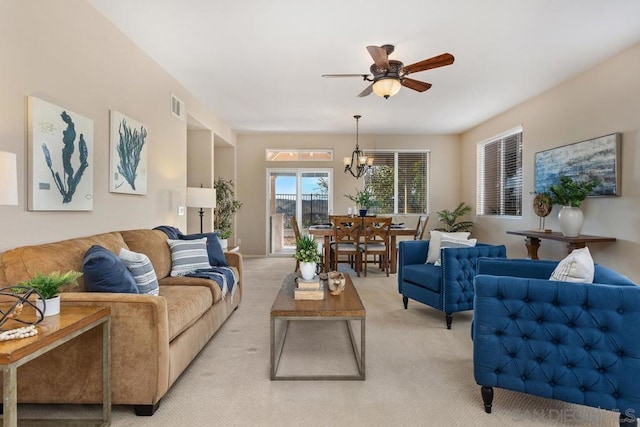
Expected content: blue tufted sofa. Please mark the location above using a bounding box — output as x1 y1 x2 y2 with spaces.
473 258 640 426
397 240 506 329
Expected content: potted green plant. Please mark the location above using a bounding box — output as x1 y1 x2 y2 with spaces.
345 188 377 216
548 175 600 237
294 235 320 280
214 177 243 248
16 270 82 317
434 202 474 232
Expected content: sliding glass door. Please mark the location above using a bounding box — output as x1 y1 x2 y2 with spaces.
267 169 332 256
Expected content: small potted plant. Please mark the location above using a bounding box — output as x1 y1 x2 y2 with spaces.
433 202 474 232
16 270 82 317
548 175 600 237
345 188 377 216
294 235 320 280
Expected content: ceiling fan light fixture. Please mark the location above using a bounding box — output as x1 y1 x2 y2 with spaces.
373 77 402 99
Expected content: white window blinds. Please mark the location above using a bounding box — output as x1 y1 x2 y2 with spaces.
363 151 429 215
476 127 523 216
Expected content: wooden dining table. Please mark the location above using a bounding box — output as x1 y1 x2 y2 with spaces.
309 223 414 274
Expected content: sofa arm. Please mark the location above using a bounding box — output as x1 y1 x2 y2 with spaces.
473 275 640 414
224 251 243 285
56 292 171 405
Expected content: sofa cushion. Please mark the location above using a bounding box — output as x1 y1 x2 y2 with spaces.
167 238 212 276
119 248 160 295
120 229 172 279
550 247 594 283
82 245 139 294
402 263 442 293
180 232 228 267
160 284 213 340
426 231 471 264
159 275 223 304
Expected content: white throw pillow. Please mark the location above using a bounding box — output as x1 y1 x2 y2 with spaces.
433 236 477 266
426 230 471 264
550 247 594 283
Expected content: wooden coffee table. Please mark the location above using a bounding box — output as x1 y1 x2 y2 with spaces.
270 273 365 380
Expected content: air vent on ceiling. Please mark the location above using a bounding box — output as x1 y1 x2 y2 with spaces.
171 94 186 121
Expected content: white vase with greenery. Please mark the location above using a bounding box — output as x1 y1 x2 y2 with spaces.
549 176 599 237
17 270 82 317
295 235 320 280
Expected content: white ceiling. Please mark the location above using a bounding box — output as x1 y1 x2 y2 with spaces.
89 0 640 135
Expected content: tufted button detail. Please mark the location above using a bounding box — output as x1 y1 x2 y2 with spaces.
536 357 543 363
552 300 559 306
567 322 575 328
567 363 573 369
584 344 591 351
599 367 606 373
618 308 625 314
618 350 625 357
550 381 555 387
613 392 620 398
536 317 543 323
509 314 516 320
496 330 503 336
522 335 528 340
601 326 608 332
497 294 503 300
524 297 530 303
552 339 560 344
580 386 586 392
495 369 501 374
582 304 588 310
521 375 526 381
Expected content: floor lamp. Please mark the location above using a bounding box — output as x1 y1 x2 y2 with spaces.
0 151 18 206
186 186 216 233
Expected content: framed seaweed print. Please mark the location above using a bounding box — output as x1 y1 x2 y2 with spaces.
534 133 621 197
27 96 94 211
109 110 148 195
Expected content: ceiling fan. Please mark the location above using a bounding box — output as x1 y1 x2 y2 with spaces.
322 44 455 99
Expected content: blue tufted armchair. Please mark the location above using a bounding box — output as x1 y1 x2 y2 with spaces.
397 240 506 329
473 258 640 426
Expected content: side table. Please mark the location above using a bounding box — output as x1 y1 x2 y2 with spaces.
0 305 111 427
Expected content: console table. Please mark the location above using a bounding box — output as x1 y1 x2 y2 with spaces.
506 230 616 259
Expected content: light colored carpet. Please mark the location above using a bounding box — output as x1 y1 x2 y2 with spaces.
17 257 620 426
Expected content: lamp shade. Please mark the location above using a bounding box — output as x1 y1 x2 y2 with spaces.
373 78 402 98
0 151 18 206
186 187 216 209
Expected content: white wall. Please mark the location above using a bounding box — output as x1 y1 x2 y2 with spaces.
0 0 235 252
461 43 640 282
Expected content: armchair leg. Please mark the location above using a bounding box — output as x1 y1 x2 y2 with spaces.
620 412 638 427
402 296 408 309
481 386 493 414
445 313 453 329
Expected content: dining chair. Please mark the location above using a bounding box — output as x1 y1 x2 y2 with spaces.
360 216 392 277
414 215 429 240
329 215 362 277
291 215 302 272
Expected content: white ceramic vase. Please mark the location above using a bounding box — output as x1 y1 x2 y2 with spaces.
558 206 584 237
35 295 61 318
299 262 317 280
219 238 228 250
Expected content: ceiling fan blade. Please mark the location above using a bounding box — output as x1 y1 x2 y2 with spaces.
402 53 455 75
357 83 374 98
366 45 390 70
322 74 370 79
401 78 432 92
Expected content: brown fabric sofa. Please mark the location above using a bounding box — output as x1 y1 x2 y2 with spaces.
0 229 242 415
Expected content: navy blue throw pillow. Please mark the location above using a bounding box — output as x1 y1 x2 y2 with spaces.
181 233 228 267
82 245 139 294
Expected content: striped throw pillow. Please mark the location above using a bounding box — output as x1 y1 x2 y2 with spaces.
118 248 160 295
167 238 212 276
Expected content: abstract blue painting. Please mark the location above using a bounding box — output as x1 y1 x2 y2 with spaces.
534 133 621 197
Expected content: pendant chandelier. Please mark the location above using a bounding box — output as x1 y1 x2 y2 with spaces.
343 115 373 179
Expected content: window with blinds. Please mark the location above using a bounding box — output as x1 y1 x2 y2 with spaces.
476 127 523 217
363 150 429 215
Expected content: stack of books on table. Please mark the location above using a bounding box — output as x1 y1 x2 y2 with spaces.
294 276 324 300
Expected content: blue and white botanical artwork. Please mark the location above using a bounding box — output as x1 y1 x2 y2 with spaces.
109 111 148 195
28 96 93 211
534 133 621 197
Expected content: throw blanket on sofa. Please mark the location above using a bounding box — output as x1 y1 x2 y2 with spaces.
185 267 238 299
